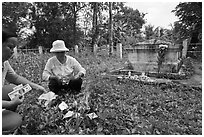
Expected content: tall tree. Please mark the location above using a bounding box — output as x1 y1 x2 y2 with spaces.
91 2 99 51
27 2 64 48
144 24 155 40
108 2 113 55
27 2 84 49
3 2 85 49
113 5 146 45
69 2 86 46
81 4 92 37
173 2 202 58
172 2 202 40
2 2 32 33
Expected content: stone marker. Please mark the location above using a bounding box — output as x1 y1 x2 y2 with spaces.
75 45 79 54
182 39 188 58
116 43 122 59
13 47 18 58
93 44 98 55
38 46 43 55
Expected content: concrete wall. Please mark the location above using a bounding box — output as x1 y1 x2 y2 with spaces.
127 44 181 73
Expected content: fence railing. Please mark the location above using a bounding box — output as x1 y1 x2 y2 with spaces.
17 48 50 53
13 41 202 60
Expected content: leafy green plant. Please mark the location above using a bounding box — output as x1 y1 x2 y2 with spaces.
5 50 202 135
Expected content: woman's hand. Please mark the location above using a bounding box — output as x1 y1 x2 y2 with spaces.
74 72 84 79
10 95 24 107
35 85 47 93
33 84 48 93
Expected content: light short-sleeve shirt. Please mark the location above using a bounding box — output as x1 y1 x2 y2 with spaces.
2 61 19 86
42 55 86 81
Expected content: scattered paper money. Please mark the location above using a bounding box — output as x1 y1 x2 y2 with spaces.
63 111 74 119
59 101 68 111
38 92 58 106
38 92 57 100
87 112 98 119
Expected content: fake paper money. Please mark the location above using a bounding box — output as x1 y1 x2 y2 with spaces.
63 111 81 119
87 112 98 119
59 101 68 111
38 92 58 107
8 84 32 100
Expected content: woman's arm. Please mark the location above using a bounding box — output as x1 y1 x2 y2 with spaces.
72 58 86 79
13 75 47 93
2 100 13 109
5 61 47 93
2 96 23 109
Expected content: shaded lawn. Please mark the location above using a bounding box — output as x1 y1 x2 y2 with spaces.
6 50 202 135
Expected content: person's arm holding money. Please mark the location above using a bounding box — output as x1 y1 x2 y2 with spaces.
2 95 23 109
10 75 47 93
5 62 47 93
2 28 44 132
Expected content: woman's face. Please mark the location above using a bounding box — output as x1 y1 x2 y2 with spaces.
2 37 18 62
55 51 66 60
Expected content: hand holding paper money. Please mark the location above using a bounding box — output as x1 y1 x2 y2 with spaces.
8 84 32 100
10 94 24 106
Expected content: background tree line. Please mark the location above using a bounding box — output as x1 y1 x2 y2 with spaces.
2 2 202 53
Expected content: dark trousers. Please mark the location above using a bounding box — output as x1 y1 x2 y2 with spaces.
48 78 83 94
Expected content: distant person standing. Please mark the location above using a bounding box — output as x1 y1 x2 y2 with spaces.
2 28 47 131
42 40 86 94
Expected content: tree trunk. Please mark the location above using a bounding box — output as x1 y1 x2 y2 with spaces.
73 2 77 46
91 2 99 52
109 2 113 56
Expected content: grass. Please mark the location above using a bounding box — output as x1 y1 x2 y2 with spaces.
5 49 202 135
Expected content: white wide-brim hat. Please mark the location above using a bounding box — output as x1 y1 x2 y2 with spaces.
50 40 69 52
